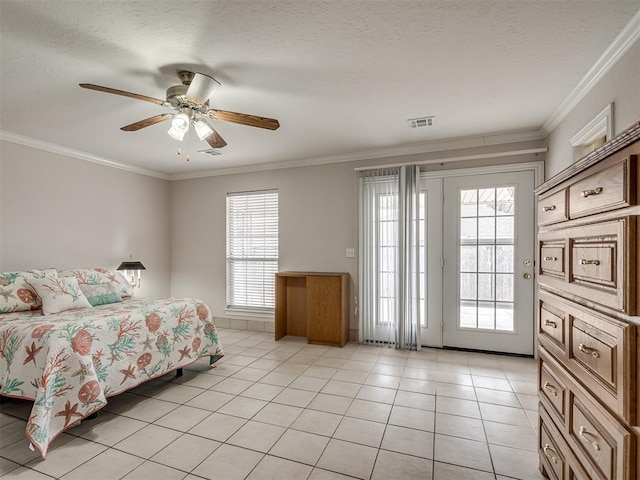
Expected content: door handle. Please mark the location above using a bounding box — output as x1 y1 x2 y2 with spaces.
523 273 532 279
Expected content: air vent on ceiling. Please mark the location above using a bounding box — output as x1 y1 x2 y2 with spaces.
407 116 434 128
198 148 222 156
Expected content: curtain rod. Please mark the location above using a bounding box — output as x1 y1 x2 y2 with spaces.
353 147 547 172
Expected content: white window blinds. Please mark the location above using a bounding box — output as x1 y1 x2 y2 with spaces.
226 190 279 310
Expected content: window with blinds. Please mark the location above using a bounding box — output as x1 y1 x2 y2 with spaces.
226 190 279 310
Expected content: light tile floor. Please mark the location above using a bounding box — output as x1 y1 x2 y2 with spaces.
0 328 545 480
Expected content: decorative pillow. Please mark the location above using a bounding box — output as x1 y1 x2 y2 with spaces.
29 276 92 315
0 268 58 313
58 267 133 298
79 282 123 307
57 268 110 286
100 269 134 298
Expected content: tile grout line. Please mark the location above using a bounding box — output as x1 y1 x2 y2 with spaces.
0 328 540 480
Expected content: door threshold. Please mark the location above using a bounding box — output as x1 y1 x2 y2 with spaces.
437 345 534 358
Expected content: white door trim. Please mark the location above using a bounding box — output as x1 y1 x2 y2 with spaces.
420 161 544 186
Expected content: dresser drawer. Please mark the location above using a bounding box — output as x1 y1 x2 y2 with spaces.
540 361 568 422
539 403 592 480
538 219 632 313
539 189 569 226
571 241 615 289
571 320 616 390
538 292 637 424
539 347 636 480
538 349 571 430
540 241 566 278
567 221 626 312
540 414 565 480
569 397 633 480
569 155 636 219
539 299 566 349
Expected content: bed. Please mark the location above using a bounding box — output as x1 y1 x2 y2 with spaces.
0 267 224 458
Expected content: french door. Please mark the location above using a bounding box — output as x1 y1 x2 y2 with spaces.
440 171 535 355
360 167 536 354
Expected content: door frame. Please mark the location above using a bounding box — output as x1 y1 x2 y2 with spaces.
418 178 443 347
420 161 544 352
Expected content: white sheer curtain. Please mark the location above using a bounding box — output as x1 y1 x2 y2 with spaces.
358 165 421 350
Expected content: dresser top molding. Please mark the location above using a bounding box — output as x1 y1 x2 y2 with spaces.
535 121 640 196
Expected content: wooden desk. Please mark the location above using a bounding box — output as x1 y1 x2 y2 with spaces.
275 272 349 347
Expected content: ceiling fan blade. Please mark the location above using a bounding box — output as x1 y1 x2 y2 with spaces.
121 113 172 131
185 73 221 106
202 120 227 148
207 109 280 130
80 83 166 106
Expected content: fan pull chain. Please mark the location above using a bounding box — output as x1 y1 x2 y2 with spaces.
186 129 190 161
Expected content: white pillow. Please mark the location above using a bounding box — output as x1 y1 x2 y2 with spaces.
29 276 92 315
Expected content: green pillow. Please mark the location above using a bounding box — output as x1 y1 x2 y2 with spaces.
78 283 123 307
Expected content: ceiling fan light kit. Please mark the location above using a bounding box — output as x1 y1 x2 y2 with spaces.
79 70 280 157
167 125 186 142
193 119 213 140
171 112 191 132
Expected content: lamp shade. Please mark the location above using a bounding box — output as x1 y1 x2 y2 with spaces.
171 112 190 132
167 125 187 141
194 119 213 140
117 261 146 271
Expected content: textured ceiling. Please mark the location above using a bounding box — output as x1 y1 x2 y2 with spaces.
1 0 638 177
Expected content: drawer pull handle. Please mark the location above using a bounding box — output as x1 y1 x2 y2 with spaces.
544 319 557 329
543 205 556 212
579 426 601 451
544 256 557 262
580 259 600 266
581 187 603 197
578 343 600 358
543 381 558 396
542 444 559 464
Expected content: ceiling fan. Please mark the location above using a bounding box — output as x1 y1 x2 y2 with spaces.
79 70 279 150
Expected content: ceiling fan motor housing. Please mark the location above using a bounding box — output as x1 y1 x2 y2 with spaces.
166 84 190 108
177 70 195 85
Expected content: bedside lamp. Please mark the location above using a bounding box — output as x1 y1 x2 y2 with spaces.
117 257 146 289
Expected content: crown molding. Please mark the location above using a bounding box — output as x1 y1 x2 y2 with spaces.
0 130 170 180
1 127 544 182
170 128 545 180
542 8 640 135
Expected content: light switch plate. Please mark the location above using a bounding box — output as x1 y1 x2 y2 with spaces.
346 248 355 258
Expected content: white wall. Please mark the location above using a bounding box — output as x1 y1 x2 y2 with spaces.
545 40 640 178
170 140 544 330
0 141 172 298
170 161 359 326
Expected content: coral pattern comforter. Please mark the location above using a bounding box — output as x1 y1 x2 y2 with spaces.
0 297 224 458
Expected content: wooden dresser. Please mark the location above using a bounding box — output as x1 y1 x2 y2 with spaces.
274 272 350 347
534 122 640 480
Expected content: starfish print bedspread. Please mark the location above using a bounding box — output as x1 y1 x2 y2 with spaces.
0 297 224 458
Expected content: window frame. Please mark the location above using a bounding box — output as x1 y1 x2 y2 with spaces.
225 189 279 314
